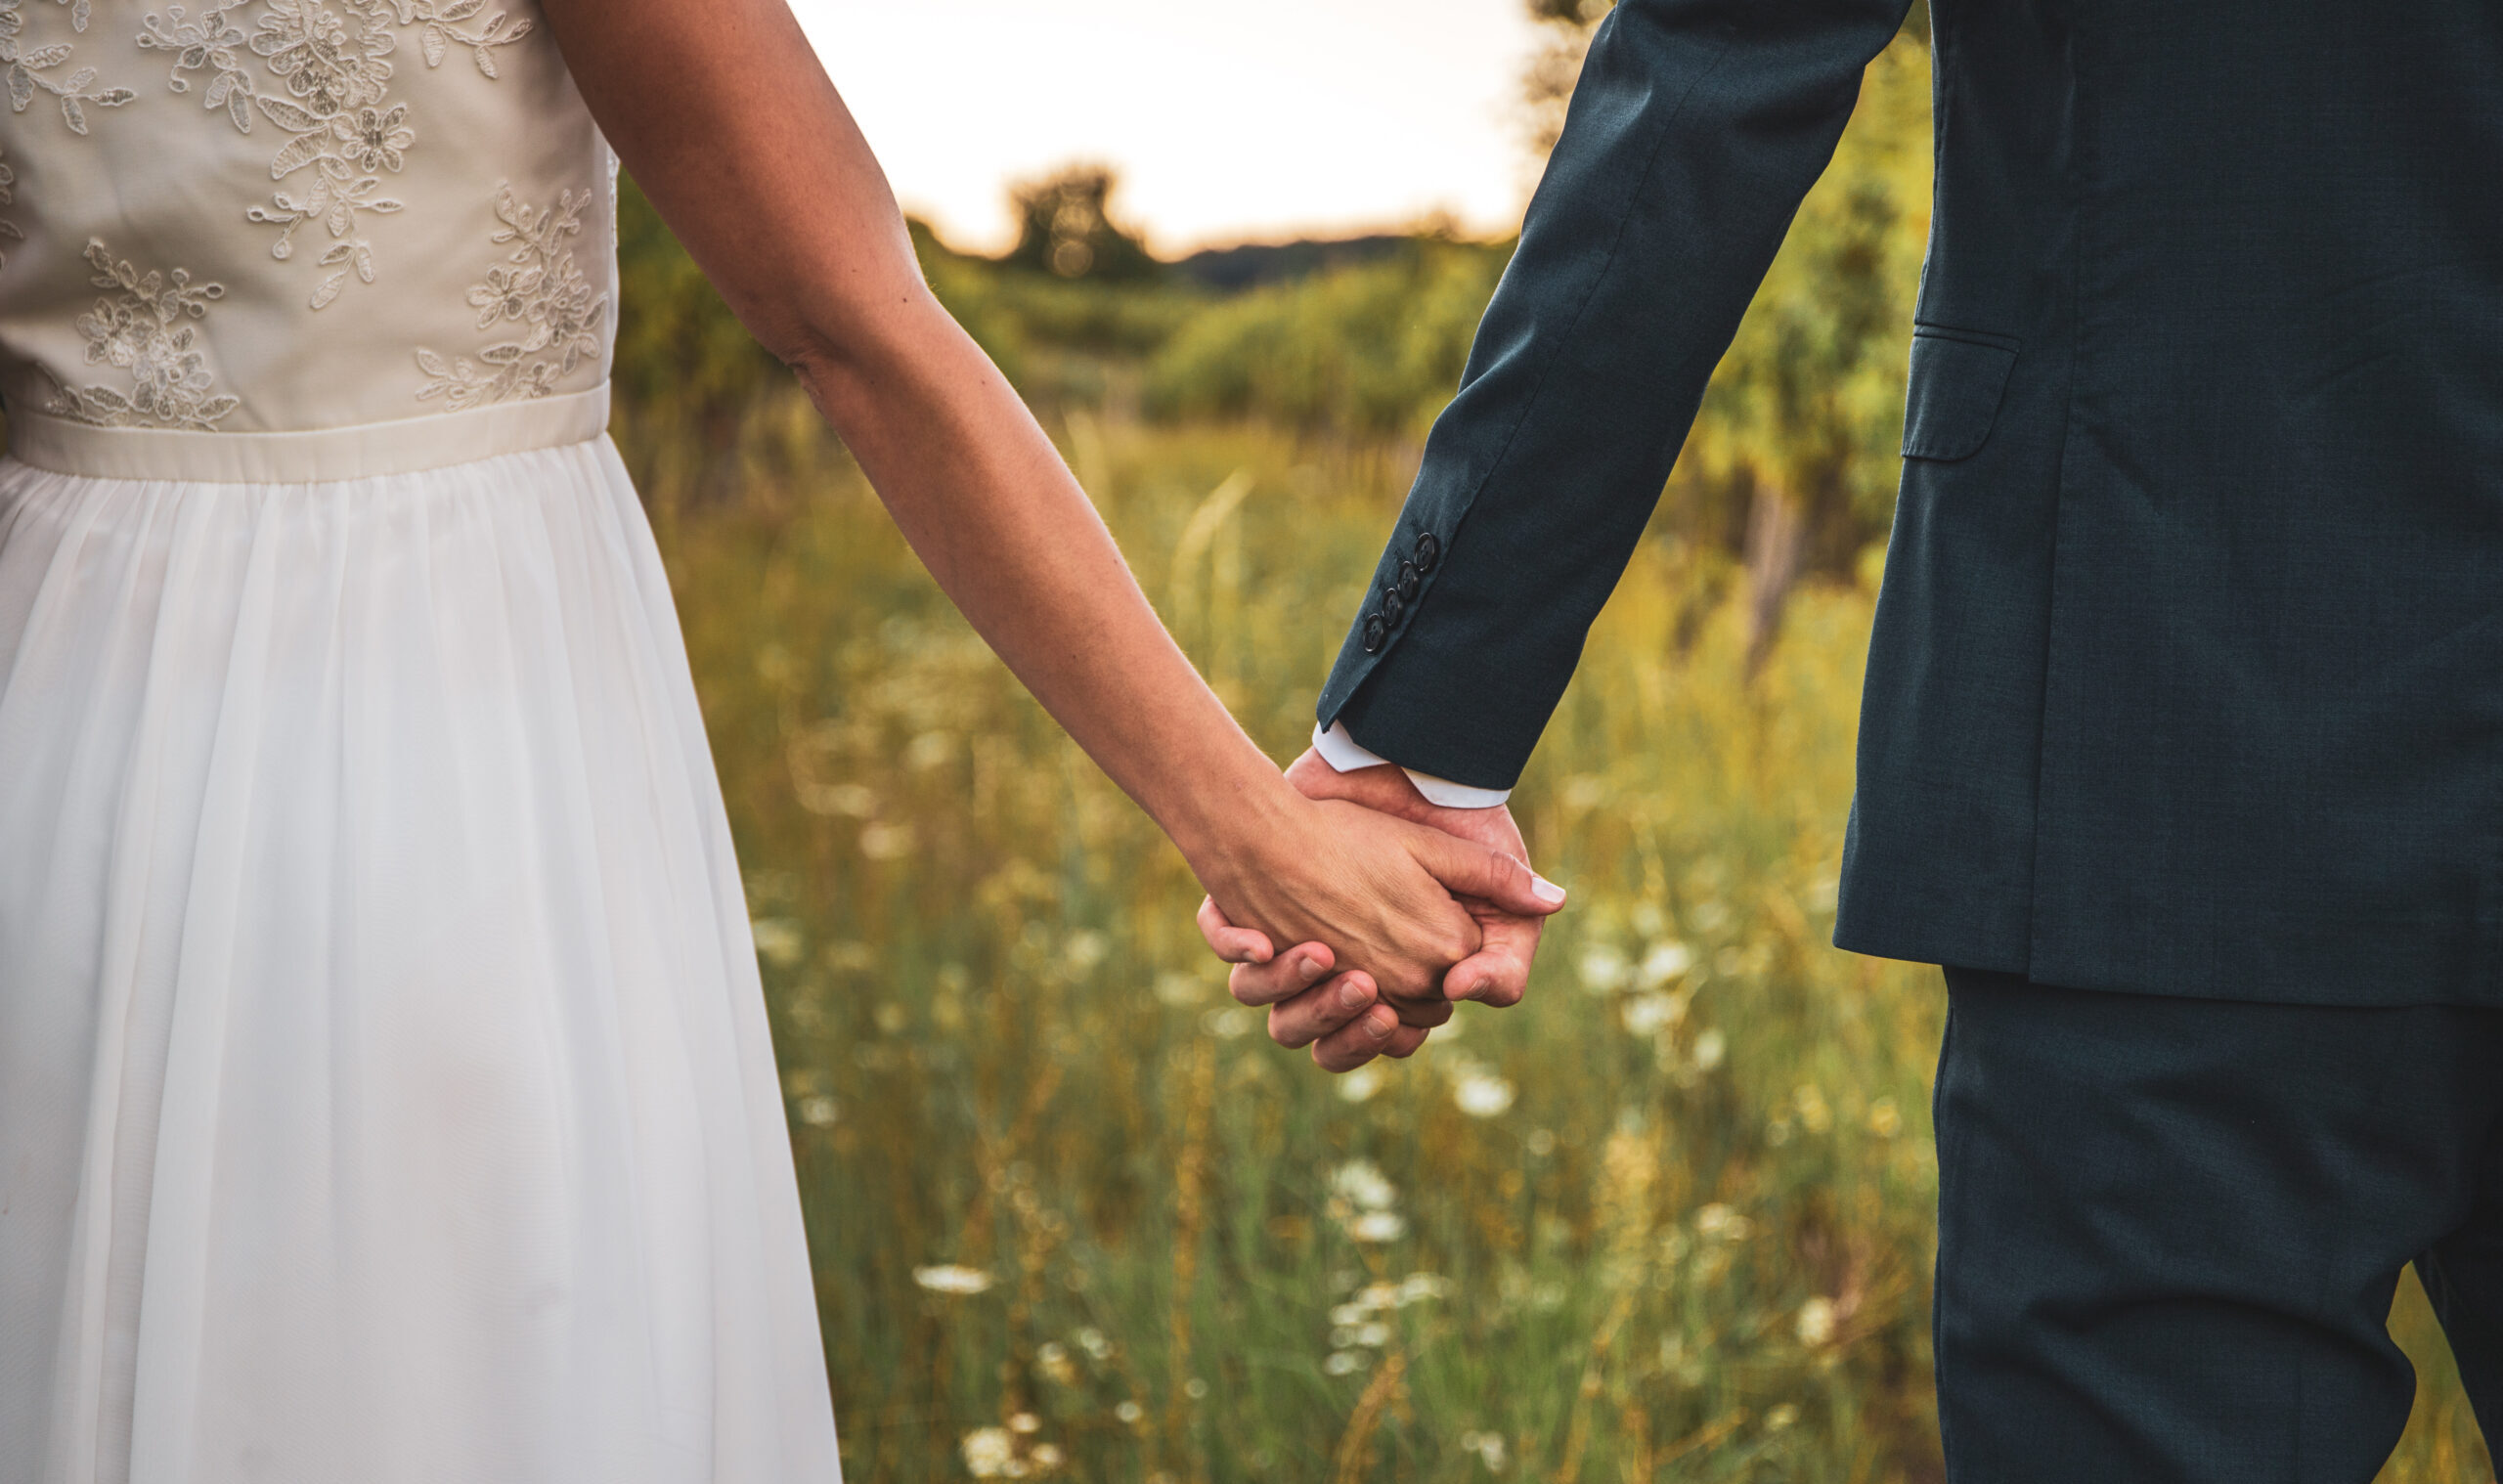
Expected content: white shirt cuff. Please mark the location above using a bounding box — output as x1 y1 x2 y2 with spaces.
1311 721 1513 808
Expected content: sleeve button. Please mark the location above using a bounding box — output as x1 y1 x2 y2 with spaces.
1361 613 1388 653
1397 559 1421 601
1382 589 1406 628
1415 532 1441 573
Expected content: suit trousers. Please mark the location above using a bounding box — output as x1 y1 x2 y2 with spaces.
1933 966 2503 1482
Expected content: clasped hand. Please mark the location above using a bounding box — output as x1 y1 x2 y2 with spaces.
1194 748 1561 1072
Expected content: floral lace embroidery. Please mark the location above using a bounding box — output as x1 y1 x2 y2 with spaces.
137 2 252 127
0 146 22 267
43 239 241 429
134 0 535 309
416 184 605 410
3 0 136 135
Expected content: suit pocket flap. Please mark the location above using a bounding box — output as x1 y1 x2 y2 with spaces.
1901 327 2019 461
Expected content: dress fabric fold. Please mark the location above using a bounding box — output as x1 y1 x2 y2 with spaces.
0 438 845 1483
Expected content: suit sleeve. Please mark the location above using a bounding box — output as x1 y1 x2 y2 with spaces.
1315 0 1916 790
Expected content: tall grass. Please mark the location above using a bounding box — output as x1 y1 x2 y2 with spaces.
653 408 2491 1483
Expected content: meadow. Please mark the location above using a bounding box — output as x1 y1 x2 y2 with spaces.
620 33 2494 1483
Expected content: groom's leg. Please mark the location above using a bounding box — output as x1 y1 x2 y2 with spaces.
1931 965 2503 1484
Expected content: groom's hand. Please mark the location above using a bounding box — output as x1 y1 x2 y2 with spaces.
1193 749 1556 1072
1270 748 1548 1009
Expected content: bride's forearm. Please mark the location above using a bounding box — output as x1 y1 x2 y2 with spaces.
789 299 1305 885
539 0 1304 895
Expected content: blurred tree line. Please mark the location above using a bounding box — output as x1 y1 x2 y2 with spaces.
611 3 1934 647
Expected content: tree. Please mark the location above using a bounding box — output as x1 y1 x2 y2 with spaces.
1002 166 1162 283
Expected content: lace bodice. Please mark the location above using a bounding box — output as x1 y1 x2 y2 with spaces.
0 0 613 452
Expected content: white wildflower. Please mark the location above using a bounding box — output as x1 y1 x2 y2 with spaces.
1637 940 1693 987
1201 1006 1252 1038
797 1096 838 1127
1453 1069 1516 1118
1577 944 1631 993
1691 1027 1727 1071
1114 1400 1144 1424
962 1427 1015 1477
912 1264 994 1295
1766 1403 1800 1431
1796 1296 1838 1347
1461 1430 1511 1471
749 917 805 969
1621 990 1685 1037
1062 930 1109 972
1397 1272 1451 1305
1348 1211 1407 1244
1154 971 1203 1007
1338 1064 1385 1103
1692 1203 1753 1242
1330 1159 1398 1211
1323 1350 1368 1375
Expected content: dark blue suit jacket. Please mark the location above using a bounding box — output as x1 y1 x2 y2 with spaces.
1317 0 2503 1006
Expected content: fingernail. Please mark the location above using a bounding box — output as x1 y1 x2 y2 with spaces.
1365 1009 1395 1039
1298 954 1325 983
1532 875 1567 905
1339 981 1368 1011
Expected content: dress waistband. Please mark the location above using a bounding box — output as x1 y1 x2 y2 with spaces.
5 384 611 483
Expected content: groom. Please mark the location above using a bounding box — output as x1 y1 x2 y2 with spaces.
1206 0 2503 1476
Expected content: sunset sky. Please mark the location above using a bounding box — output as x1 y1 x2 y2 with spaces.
791 0 1551 256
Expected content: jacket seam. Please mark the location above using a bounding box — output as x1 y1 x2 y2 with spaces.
2025 0 2086 983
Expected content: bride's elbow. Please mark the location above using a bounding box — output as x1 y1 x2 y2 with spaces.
778 284 985 429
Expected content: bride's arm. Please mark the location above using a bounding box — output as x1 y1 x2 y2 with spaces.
536 0 1562 1036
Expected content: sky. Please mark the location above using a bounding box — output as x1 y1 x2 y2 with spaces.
789 0 1551 257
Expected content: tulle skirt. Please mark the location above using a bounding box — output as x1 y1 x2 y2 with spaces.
0 437 843 1483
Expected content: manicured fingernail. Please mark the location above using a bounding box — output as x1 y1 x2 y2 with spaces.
1532 876 1567 905
1339 980 1368 1011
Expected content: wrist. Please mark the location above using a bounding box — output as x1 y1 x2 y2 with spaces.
1162 756 1310 890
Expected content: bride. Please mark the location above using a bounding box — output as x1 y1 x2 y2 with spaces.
0 0 1560 1475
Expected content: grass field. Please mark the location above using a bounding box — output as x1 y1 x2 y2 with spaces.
645 398 2497 1482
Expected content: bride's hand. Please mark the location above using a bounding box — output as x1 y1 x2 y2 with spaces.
1192 796 1564 1066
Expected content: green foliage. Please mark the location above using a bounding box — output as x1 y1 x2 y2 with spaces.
610 18 2486 1479
1140 239 1513 438
657 416 2488 1483
1671 37 1934 571
611 173 799 502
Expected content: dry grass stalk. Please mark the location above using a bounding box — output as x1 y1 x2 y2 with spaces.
1329 1351 1409 1484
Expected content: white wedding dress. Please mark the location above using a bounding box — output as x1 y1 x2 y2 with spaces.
0 1 845 1479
